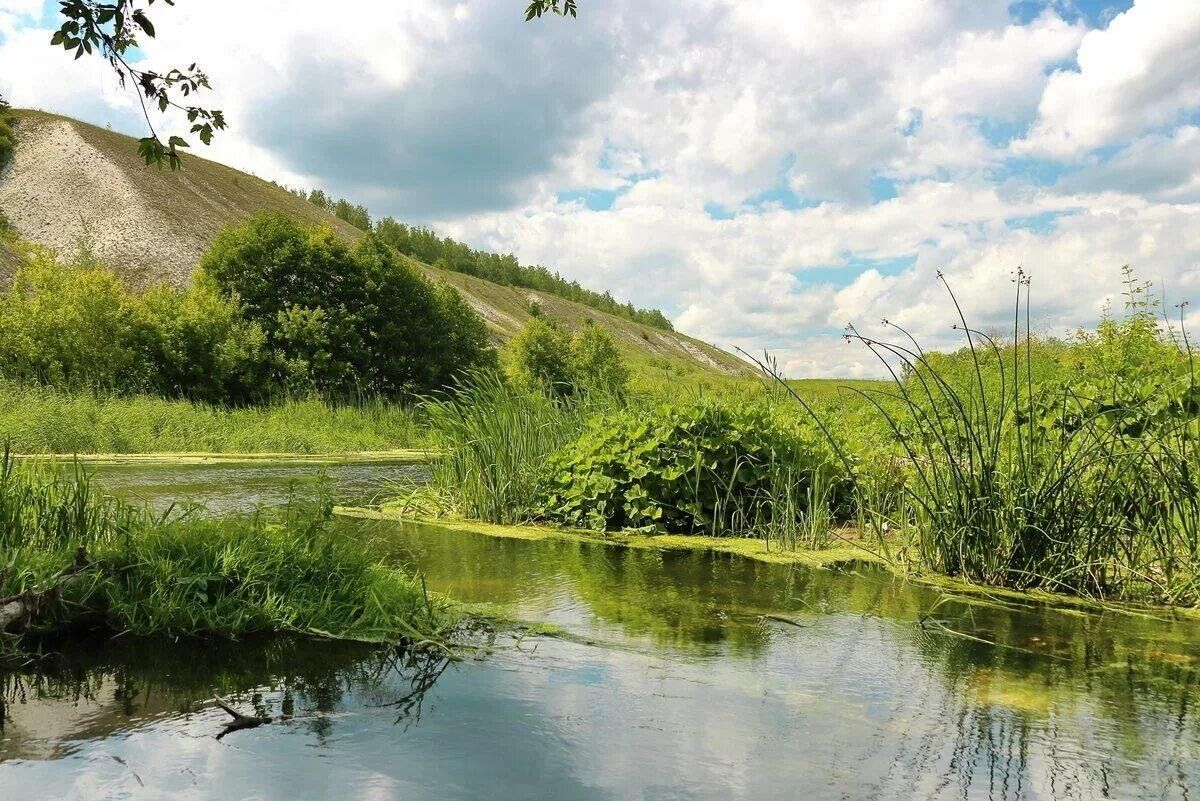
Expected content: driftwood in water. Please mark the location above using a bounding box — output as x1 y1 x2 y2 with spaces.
0 548 89 633
213 695 275 740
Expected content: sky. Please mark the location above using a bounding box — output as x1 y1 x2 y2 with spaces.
2 0 1199 376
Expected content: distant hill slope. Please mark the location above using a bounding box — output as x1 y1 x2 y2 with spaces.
0 110 748 380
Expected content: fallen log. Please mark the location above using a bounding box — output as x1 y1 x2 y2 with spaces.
213 695 275 740
0 547 89 633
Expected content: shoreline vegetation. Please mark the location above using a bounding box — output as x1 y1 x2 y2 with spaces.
0 384 427 454
4 193 1200 645
338 508 1200 622
0 452 456 660
395 267 1200 611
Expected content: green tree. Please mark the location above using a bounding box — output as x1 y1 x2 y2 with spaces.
40 2 569 169
201 214 494 398
130 273 268 402
525 0 578 19
571 320 629 393
200 214 370 395
503 318 630 396
0 249 140 389
503 318 576 394
427 281 499 385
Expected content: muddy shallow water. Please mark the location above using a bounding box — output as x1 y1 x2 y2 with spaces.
1 461 1198 800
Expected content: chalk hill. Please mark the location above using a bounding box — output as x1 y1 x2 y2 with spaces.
0 110 749 381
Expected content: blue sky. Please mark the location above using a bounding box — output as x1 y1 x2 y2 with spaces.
1 0 1199 376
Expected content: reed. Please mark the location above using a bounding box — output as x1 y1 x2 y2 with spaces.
0 383 424 454
418 372 604 523
0 452 454 648
833 271 1200 604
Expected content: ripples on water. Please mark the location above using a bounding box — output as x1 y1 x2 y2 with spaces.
1 463 1197 800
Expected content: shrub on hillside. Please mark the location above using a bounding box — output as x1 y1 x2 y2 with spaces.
502 318 575 393
502 318 629 396
201 214 494 397
0 97 15 169
0 249 266 399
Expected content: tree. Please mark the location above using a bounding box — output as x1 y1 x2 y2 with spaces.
201 214 495 397
49 1 224 169
525 1 578 20
503 317 630 396
571 320 629 393
200 214 370 394
503 318 575 394
37 2 574 170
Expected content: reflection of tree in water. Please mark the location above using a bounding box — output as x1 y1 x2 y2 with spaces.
875 596 1200 800
0 635 453 754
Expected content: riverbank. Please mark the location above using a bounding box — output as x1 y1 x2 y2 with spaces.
0 383 425 454
0 455 455 659
342 506 1200 622
17 449 432 466
337 506 884 569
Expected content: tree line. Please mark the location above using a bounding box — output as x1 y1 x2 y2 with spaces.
0 214 495 403
280 184 675 332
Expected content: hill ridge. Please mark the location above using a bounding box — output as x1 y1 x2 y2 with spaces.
0 109 748 380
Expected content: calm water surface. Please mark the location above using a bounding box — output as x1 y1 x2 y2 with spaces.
1 462 1198 800
91 458 427 515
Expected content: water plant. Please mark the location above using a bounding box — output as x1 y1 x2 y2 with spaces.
418 372 603 523
538 401 844 547
0 451 454 651
772 268 1200 605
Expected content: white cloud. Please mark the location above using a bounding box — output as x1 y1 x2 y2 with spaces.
3 1 1200 376
1018 0 1200 157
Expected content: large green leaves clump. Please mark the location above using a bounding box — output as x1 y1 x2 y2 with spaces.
540 402 842 534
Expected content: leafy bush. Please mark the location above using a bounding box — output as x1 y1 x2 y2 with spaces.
502 318 630 396
502 318 575 393
0 249 265 400
539 402 844 539
201 215 494 397
0 97 14 169
571 320 631 391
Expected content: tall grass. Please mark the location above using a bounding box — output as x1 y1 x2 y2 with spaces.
417 372 605 523
830 271 1200 604
0 452 454 646
0 382 424 454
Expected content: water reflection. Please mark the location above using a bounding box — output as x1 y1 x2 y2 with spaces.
90 459 427 515
3 470 1198 799
0 636 450 761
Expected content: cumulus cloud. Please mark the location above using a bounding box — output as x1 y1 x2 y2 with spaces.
2 0 1199 376
1018 0 1200 157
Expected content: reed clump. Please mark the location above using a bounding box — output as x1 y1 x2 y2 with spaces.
416 372 604 523
0 452 453 649
823 268 1200 605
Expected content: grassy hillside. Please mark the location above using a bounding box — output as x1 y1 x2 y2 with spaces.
0 109 749 383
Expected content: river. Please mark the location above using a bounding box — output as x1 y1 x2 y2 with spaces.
1 459 1197 800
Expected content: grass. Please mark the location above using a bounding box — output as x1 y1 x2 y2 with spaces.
412 372 605 524
781 269 1200 606
0 382 425 454
0 452 455 652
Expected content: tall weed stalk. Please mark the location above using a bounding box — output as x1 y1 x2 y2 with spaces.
419 372 607 524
